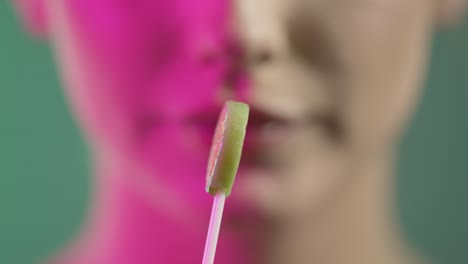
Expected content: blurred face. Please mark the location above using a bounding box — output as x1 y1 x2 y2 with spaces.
44 0 433 223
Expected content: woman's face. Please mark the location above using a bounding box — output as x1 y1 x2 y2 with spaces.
42 0 433 223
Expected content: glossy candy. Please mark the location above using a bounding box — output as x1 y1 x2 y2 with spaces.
206 101 249 197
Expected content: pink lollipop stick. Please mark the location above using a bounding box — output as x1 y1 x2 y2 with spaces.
202 192 226 264
202 101 249 264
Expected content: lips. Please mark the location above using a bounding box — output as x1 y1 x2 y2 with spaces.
137 101 341 165
185 103 339 170
243 108 290 150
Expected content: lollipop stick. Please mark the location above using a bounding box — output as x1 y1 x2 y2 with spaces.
202 192 226 264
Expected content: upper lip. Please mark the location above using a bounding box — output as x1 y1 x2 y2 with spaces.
246 107 291 129
140 102 340 144
186 103 336 145
186 104 293 132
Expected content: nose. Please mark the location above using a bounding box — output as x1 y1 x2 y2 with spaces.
233 0 289 66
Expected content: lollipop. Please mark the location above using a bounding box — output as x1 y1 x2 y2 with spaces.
202 101 249 264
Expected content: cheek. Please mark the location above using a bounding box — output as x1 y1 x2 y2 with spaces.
54 0 233 147
139 124 211 209
143 61 227 115
330 5 432 152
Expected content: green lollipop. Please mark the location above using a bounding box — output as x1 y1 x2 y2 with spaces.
206 100 249 196
203 100 249 264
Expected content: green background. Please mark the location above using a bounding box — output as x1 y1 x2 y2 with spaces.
1 2 467 263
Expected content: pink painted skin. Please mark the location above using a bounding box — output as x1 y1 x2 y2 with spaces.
14 0 254 263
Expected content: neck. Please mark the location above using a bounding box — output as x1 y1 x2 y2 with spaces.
259 153 419 264
54 152 419 264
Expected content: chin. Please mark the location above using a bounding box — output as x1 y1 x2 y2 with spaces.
227 151 348 223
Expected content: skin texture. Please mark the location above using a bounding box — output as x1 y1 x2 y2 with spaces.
13 0 465 263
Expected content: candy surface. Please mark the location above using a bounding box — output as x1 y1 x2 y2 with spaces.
206 101 249 196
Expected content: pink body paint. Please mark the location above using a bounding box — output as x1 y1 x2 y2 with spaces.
31 0 255 263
